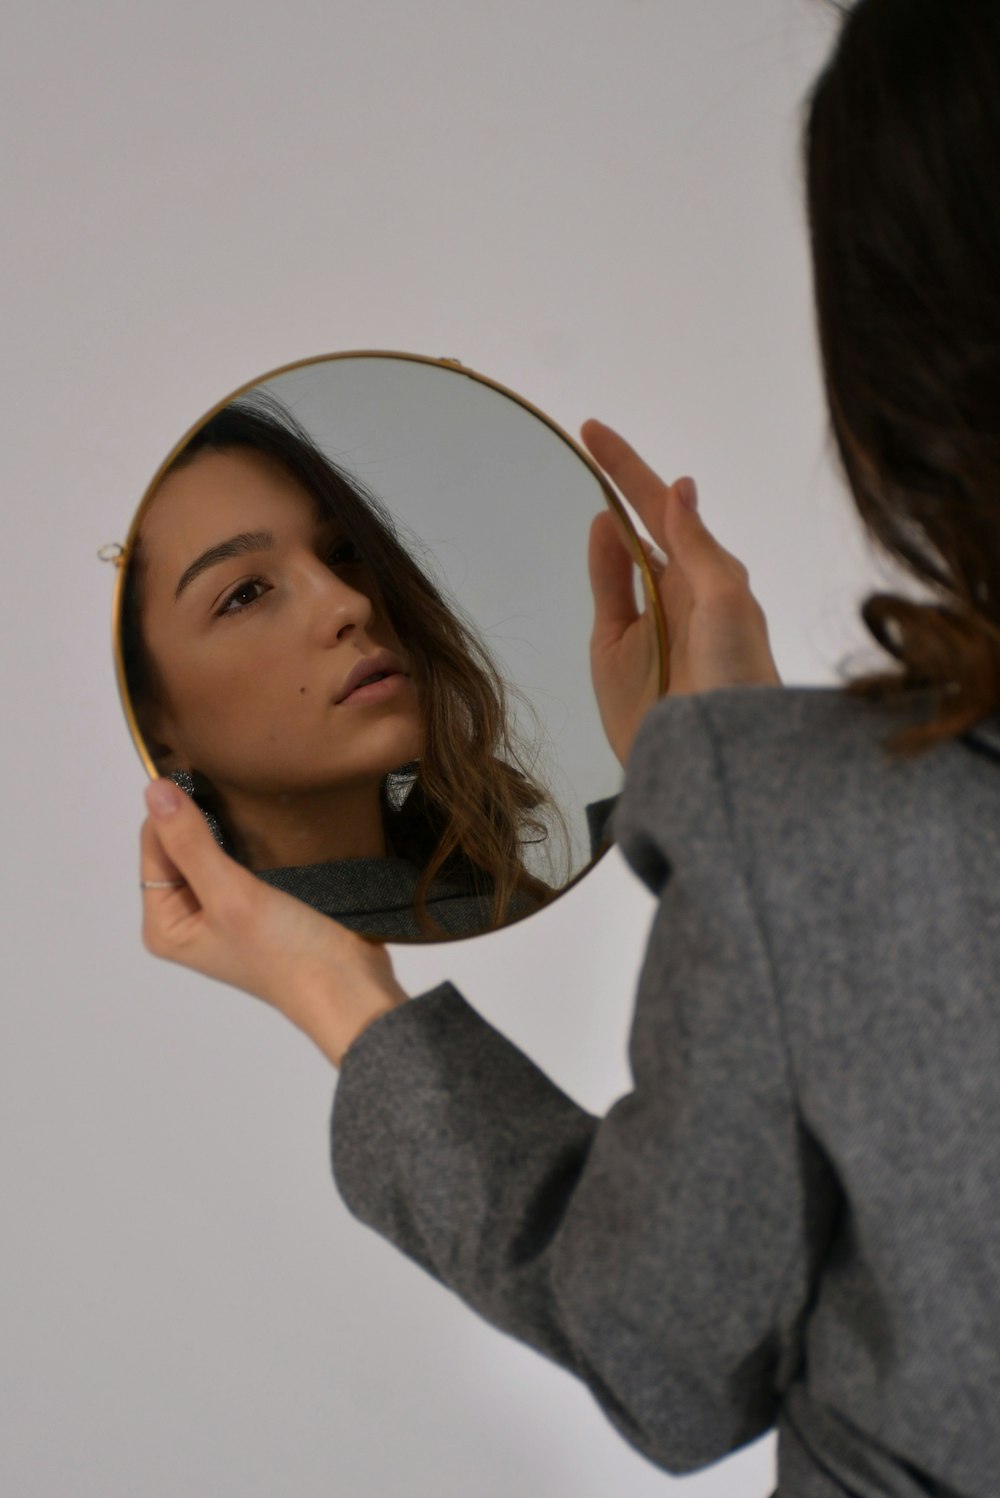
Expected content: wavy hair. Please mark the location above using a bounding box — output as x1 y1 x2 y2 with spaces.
122 391 567 935
804 0 1000 755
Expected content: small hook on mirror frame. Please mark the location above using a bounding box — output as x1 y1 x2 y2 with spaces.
97 542 126 566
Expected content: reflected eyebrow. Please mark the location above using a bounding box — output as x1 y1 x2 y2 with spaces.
174 530 275 600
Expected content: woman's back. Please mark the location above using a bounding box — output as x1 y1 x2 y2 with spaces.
612 683 1000 1493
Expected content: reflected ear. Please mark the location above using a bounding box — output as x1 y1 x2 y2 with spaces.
135 695 187 777
149 743 187 776
145 728 186 778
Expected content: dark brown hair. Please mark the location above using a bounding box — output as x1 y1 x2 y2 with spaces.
804 0 1000 755
122 391 567 934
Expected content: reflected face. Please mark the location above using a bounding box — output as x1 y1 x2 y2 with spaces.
136 448 423 799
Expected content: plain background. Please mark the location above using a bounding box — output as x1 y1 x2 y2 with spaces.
2 1 908 1494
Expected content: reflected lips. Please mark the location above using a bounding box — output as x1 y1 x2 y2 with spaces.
340 674 407 707
335 650 410 707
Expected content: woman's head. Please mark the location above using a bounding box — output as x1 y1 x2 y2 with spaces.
126 405 424 821
122 392 562 931
804 0 1000 751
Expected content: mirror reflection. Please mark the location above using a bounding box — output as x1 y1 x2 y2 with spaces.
114 354 659 940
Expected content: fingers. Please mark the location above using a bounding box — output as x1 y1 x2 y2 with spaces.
581 418 751 597
139 801 186 887
588 510 641 640
140 778 242 911
580 420 676 553
140 815 201 936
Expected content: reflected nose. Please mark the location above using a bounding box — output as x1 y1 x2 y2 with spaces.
309 560 377 645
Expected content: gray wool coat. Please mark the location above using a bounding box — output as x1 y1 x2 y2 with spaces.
330 684 1000 1497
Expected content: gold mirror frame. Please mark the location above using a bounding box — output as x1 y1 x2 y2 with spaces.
106 349 668 938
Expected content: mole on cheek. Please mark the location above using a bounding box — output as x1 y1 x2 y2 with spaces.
299 686 307 694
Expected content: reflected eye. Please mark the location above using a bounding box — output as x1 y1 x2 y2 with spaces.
217 577 270 617
327 538 364 568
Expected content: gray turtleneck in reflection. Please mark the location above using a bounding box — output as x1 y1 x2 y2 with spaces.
254 795 619 940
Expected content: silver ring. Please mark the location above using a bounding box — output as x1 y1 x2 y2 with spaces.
140 879 187 890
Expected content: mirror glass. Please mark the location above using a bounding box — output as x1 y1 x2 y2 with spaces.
112 352 662 941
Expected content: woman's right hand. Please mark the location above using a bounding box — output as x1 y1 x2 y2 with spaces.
139 779 408 1070
581 419 782 767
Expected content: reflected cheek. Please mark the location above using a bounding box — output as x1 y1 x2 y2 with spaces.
197 685 288 760
156 645 288 753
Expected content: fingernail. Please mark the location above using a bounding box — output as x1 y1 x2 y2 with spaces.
146 780 182 817
677 478 698 511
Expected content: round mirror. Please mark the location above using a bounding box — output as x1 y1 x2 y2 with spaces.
110 351 665 942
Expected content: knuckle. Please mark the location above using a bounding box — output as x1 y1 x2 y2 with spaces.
141 921 167 958
215 895 245 931
714 545 749 583
215 884 258 935
748 593 768 625
707 579 753 614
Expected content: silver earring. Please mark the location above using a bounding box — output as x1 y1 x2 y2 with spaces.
168 769 227 848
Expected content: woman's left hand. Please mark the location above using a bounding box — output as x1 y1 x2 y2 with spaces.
582 419 782 766
139 779 408 1068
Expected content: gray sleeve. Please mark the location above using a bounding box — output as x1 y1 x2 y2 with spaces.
330 694 839 1476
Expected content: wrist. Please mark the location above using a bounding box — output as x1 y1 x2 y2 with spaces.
281 955 408 1069
306 982 406 1069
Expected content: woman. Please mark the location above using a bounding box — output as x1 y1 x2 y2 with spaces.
123 393 571 938
138 1 999 1493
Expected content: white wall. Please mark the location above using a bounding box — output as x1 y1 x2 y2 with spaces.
2 1 891 1493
